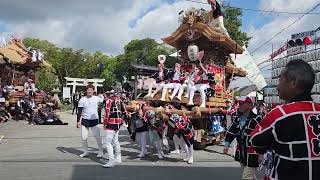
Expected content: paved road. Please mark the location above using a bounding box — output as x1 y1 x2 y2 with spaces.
0 111 241 180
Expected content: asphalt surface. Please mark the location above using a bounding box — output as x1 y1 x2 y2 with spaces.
0 111 241 180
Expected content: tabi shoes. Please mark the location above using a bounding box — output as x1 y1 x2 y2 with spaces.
170 150 180 154
96 151 104 158
79 152 89 158
157 152 164 159
102 161 114 168
137 153 145 158
114 157 122 163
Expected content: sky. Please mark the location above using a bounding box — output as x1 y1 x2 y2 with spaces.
0 0 319 83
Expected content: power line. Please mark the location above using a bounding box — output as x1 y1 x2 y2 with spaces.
250 2 320 54
185 0 320 15
259 63 272 70
257 58 272 67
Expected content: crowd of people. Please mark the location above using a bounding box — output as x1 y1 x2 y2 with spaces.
223 59 319 180
75 85 198 167
74 84 270 168
145 60 217 108
74 59 319 180
0 77 65 125
2 58 318 179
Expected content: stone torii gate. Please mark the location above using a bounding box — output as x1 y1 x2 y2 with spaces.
65 77 105 94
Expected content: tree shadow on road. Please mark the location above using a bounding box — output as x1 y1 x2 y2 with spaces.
56 146 104 164
56 146 181 164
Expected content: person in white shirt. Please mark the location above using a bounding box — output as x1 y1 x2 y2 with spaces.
77 85 103 158
24 79 36 96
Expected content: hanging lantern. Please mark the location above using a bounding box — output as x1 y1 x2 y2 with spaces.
187 45 199 61
158 55 166 64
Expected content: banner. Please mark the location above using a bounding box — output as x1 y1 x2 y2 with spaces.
231 46 267 91
212 65 225 93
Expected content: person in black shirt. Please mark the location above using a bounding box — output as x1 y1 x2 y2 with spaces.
72 91 79 115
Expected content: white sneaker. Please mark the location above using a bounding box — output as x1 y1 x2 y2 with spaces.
144 93 152 98
160 151 165 157
187 102 194 106
160 98 165 101
137 153 145 158
170 150 180 154
183 157 189 162
157 152 164 159
96 151 103 158
102 161 114 168
188 157 193 164
79 152 89 158
114 158 122 163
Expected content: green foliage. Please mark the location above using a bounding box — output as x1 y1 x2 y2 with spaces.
114 38 176 82
35 68 57 92
23 7 248 90
223 7 251 47
23 38 116 87
234 90 241 97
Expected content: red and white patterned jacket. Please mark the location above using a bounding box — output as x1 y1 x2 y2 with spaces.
225 110 262 167
103 96 129 131
250 94 320 180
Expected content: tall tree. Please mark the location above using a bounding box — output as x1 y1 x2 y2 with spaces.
35 69 57 92
114 38 176 82
23 38 117 87
223 7 251 47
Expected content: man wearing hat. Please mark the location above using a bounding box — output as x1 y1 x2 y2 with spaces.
223 96 262 180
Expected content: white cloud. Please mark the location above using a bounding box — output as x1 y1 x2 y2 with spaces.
248 0 320 75
230 0 320 88
0 0 209 55
1 0 318 81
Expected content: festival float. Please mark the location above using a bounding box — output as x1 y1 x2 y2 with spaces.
0 38 51 106
127 1 246 149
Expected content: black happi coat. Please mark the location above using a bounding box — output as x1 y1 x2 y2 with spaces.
150 69 170 83
251 94 320 180
225 110 262 167
175 115 194 147
103 98 128 131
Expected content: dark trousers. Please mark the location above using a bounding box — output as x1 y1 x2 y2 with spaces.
98 108 102 124
72 101 78 115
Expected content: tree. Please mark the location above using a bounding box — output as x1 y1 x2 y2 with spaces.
23 38 116 87
223 7 251 47
35 68 57 92
114 38 176 82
